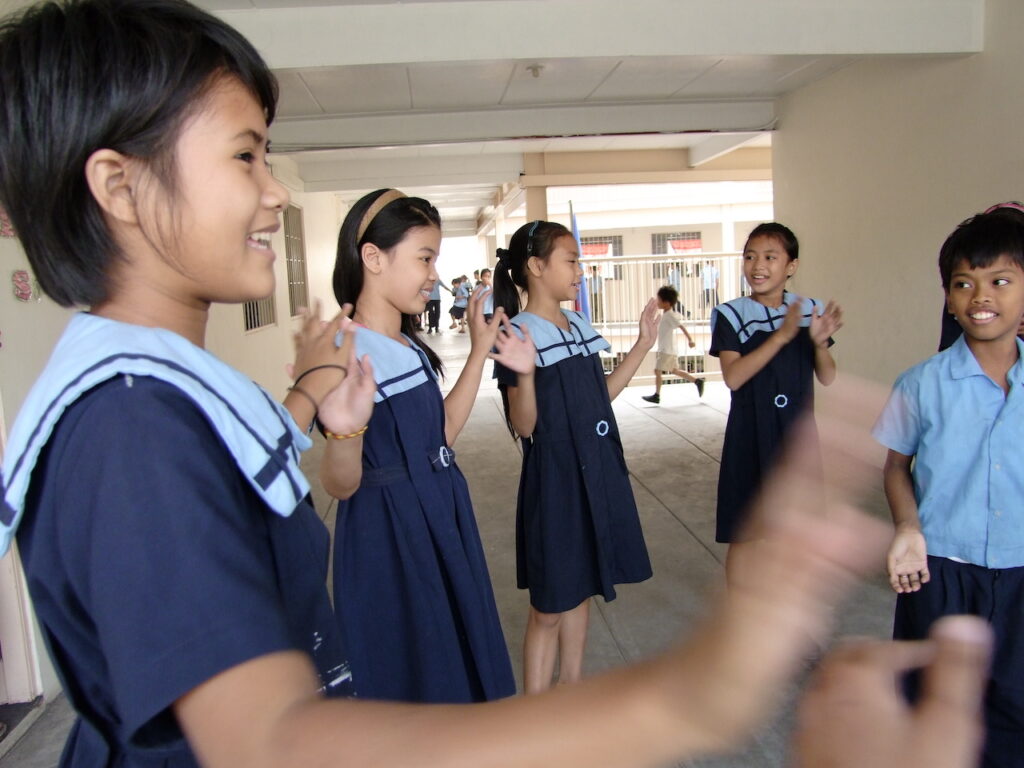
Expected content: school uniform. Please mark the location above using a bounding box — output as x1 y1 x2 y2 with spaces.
0 313 351 768
873 335 1024 767
450 284 469 320
709 293 830 542
426 282 442 332
332 328 514 703
495 310 652 614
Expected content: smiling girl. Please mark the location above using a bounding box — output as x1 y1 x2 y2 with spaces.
491 220 656 693
322 189 535 703
710 223 842 585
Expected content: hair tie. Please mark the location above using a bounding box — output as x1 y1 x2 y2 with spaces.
495 248 511 270
357 189 407 241
983 201 1024 214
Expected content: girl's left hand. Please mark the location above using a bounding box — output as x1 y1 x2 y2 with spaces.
467 284 502 350
490 317 536 374
637 298 659 350
288 300 349 400
810 300 843 348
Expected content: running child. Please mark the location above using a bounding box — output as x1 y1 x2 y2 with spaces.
491 220 655 694
873 205 1024 766
322 189 534 703
710 223 842 585
642 284 705 403
449 275 469 331
0 1 933 766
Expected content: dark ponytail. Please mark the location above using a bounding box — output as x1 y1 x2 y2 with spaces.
494 219 572 437
333 189 444 375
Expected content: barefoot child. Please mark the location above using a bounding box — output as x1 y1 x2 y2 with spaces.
710 223 842 586
492 220 655 693
642 285 705 403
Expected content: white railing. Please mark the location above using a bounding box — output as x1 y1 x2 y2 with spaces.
581 252 744 381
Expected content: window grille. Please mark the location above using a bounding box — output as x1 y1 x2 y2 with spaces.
652 232 702 277
284 204 309 317
580 236 624 279
243 294 276 331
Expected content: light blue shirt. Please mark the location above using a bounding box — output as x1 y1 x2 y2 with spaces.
429 283 441 301
872 335 1024 568
453 284 469 308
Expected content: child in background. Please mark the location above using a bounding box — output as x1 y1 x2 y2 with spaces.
480 267 495 322
323 189 533 703
449 275 469 331
0 2 984 766
873 206 1024 766
492 220 655 693
642 284 705 403
710 223 842 585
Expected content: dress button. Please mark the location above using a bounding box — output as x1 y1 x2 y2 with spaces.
995 510 1003 517
595 420 610 436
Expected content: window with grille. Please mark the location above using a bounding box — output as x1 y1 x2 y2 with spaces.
580 236 624 279
651 231 702 278
243 294 276 331
283 204 309 317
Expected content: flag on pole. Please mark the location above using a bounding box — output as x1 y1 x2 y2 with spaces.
570 200 591 322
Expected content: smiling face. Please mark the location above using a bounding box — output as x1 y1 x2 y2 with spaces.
946 254 1024 347
742 234 797 305
530 234 583 302
135 76 289 306
377 224 442 314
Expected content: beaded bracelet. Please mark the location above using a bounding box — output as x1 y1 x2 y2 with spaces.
323 424 369 440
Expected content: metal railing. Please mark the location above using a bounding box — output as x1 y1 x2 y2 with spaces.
580 252 744 379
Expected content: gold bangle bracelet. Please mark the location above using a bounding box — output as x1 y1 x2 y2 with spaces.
324 425 369 440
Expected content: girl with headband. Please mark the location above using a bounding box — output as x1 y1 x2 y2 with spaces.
491 220 658 693
322 189 535 703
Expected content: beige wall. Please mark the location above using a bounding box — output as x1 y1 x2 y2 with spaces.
773 0 1024 386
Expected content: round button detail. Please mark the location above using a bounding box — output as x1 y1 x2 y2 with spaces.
774 394 789 408
596 420 610 436
437 446 453 467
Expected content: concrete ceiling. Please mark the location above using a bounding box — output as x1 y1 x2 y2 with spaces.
192 0 984 232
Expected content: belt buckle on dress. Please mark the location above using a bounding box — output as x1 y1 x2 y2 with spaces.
430 445 455 470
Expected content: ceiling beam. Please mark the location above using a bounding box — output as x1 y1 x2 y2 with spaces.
271 100 777 152
213 0 983 70
519 168 772 187
688 133 762 167
294 153 523 192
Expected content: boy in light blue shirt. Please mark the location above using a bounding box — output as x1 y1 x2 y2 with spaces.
873 205 1024 766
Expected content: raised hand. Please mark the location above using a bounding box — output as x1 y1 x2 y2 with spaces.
811 300 843 348
776 298 804 344
490 317 536 375
319 339 376 438
466 285 502 352
887 528 931 593
637 298 659 350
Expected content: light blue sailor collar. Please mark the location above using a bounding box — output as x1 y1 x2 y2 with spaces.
353 326 437 403
711 293 823 345
1 312 311 556
510 310 611 368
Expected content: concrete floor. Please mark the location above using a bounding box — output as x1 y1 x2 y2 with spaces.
0 329 896 768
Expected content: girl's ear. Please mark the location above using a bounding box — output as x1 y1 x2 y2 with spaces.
526 255 544 278
361 242 385 275
786 257 799 278
84 149 140 225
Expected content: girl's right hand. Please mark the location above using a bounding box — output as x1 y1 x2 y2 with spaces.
466 284 502 351
637 298 659 350
289 301 350 402
776 299 803 345
319 345 376 437
490 317 536 375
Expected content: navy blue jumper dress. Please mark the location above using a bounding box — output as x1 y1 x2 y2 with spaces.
709 293 832 543
332 328 515 703
1 313 351 768
495 310 652 614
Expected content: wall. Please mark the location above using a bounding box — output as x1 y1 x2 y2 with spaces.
773 0 1023 385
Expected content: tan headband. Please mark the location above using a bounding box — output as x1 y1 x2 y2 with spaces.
357 189 407 241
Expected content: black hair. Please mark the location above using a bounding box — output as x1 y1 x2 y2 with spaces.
0 0 278 307
493 219 572 437
492 220 573 320
657 285 679 305
480 268 492 278
745 222 799 261
938 205 1024 291
333 189 444 375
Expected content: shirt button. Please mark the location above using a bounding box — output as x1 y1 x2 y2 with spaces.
995 463 1002 470
995 510 1003 517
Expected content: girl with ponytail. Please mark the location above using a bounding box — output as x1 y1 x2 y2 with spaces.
322 189 534 703
493 220 659 693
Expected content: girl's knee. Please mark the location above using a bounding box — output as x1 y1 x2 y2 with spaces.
528 607 563 629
